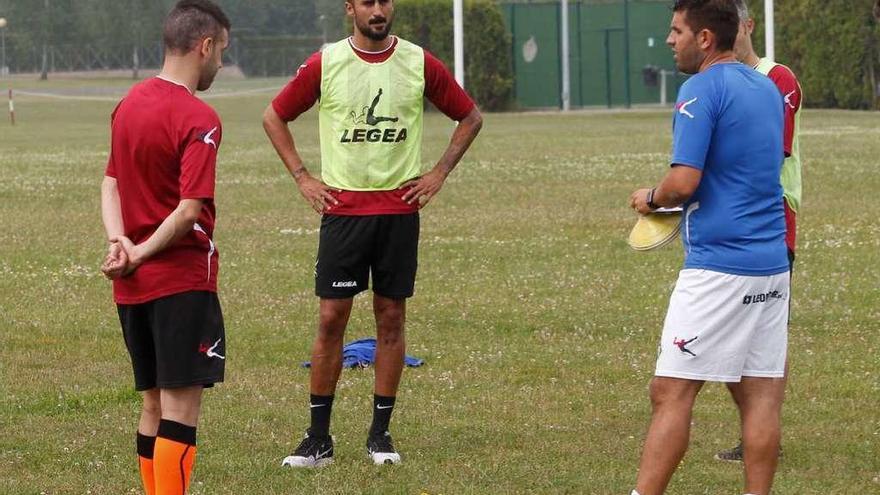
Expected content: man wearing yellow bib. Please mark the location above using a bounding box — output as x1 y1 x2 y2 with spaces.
263 0 482 468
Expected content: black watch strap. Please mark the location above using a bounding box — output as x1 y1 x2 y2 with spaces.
647 188 660 210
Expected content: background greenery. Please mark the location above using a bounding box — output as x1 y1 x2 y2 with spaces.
744 0 880 109
393 0 513 110
2 0 879 109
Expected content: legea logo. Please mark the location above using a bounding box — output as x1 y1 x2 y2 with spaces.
341 88 408 143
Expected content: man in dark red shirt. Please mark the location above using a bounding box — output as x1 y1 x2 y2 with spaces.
100 2 229 493
264 0 482 468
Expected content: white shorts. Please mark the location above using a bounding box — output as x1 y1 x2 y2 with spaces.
655 269 790 382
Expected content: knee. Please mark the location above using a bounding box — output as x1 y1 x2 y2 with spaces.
142 390 161 418
318 308 348 340
375 300 404 328
160 389 202 422
648 379 696 412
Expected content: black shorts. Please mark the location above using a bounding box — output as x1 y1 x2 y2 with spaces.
117 291 226 391
316 213 419 299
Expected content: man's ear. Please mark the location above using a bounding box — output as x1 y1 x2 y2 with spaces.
697 29 714 51
200 37 215 58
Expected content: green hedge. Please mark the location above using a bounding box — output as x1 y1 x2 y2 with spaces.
392 0 513 110
746 0 880 109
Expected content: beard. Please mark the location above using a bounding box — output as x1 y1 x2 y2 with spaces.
198 64 219 92
675 49 703 75
357 16 393 41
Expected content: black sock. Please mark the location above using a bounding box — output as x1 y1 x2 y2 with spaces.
157 419 197 446
136 431 156 459
370 394 396 434
309 394 334 437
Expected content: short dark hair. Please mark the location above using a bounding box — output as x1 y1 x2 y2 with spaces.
673 0 739 52
163 0 231 54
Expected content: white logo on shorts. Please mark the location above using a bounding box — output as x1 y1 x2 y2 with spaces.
332 281 357 288
202 338 225 360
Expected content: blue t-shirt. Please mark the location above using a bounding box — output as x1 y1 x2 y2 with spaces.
671 63 789 276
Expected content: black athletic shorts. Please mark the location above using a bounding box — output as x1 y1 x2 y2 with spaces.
117 291 225 391
315 213 419 299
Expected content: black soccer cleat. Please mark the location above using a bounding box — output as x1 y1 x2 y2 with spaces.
281 431 334 468
366 430 401 465
714 440 783 462
714 441 744 462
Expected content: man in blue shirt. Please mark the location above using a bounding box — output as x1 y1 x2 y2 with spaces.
628 1 789 494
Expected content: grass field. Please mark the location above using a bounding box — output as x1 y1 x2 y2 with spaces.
1 77 878 494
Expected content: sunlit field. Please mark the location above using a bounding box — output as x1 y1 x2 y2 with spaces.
1 77 878 494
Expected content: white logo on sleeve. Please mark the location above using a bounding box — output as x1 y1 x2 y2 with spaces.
676 97 698 119
784 90 796 110
201 126 218 149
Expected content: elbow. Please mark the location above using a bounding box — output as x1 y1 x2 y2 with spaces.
466 108 484 134
101 176 117 194
472 113 484 134
262 105 278 132
178 201 204 228
666 187 695 205
181 209 201 227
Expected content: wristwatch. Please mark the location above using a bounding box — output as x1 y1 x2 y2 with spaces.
646 188 660 210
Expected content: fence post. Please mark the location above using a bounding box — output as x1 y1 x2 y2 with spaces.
623 0 631 108
8 88 15 126
560 0 570 111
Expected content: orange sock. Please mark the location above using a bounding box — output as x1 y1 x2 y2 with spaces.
136 432 156 495
154 420 197 495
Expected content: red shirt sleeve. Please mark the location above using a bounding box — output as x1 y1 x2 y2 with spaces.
272 51 323 122
423 50 475 121
179 108 221 200
768 65 801 157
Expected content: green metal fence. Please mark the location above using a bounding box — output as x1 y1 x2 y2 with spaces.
501 0 691 109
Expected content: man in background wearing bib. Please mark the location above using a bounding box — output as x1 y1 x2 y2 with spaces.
713 0 804 464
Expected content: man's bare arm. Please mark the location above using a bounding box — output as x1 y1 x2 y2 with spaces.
630 165 702 214
401 107 484 206
100 176 128 278
115 199 205 274
262 105 338 213
101 176 125 241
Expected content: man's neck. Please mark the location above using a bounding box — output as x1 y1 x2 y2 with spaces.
158 57 198 94
698 50 738 73
743 51 761 69
350 32 394 53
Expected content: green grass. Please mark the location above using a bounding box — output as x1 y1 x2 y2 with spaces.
1 78 879 494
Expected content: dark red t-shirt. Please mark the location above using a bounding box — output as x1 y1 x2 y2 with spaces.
766 64 801 158
766 64 802 252
105 77 221 304
272 37 476 215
